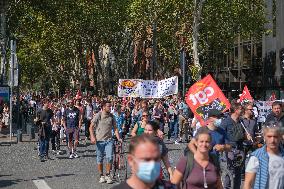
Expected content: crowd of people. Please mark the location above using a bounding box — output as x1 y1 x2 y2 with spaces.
13 93 284 189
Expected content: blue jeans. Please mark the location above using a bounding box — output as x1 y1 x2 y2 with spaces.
168 120 178 140
39 126 51 157
39 137 50 157
159 120 165 133
96 140 114 164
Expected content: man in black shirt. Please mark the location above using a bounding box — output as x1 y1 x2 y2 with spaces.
35 99 54 162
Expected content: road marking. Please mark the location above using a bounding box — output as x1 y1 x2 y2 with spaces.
33 180 52 189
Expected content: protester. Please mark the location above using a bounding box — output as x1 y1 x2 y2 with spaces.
35 99 54 162
131 111 148 137
178 108 188 143
243 124 284 189
89 100 123 184
2 103 9 128
167 102 179 144
220 100 252 189
188 109 231 157
112 134 174 189
144 121 171 177
62 99 83 159
265 101 284 128
241 102 258 141
84 98 93 143
152 101 165 132
113 104 125 138
170 127 223 189
50 104 62 155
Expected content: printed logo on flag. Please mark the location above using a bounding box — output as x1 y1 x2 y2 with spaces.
185 74 231 125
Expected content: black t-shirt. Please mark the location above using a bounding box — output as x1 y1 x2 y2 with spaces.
63 107 80 128
220 116 245 148
38 108 54 124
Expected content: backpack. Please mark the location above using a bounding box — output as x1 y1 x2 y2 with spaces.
181 147 220 189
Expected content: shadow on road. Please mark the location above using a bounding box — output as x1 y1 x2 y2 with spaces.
0 178 23 188
34 173 75 180
76 149 96 154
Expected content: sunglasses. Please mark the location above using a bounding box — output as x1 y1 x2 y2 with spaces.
142 114 148 117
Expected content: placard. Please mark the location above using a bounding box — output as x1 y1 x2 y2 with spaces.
118 76 178 98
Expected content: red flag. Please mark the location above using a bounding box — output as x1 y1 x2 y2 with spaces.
185 74 231 125
268 92 276 101
239 85 253 103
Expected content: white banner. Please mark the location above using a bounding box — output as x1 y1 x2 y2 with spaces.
255 101 273 123
118 76 178 98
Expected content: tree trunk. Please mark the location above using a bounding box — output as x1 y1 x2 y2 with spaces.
192 0 205 80
93 46 105 96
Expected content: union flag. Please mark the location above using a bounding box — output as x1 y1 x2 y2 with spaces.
239 85 253 103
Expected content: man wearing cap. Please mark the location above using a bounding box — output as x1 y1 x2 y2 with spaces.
188 109 231 156
62 99 83 159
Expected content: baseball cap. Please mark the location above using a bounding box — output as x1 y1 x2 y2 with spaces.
207 109 223 118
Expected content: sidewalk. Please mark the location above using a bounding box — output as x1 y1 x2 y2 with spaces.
0 126 37 144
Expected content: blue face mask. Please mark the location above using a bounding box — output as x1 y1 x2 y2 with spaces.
136 160 161 183
214 119 222 127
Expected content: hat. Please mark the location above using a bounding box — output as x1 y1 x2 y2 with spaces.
207 109 223 118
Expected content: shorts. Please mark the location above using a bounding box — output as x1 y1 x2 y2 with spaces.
66 127 80 142
96 139 114 164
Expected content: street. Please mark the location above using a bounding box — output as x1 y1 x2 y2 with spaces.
0 134 186 189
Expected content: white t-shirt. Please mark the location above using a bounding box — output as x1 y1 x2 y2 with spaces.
192 117 201 137
246 153 284 189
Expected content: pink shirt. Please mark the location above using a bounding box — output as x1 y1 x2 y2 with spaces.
176 156 219 189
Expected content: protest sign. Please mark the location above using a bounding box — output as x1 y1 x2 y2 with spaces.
118 76 178 98
255 101 273 123
157 76 178 98
118 79 142 97
185 74 230 125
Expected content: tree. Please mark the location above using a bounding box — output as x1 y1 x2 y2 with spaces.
5 0 267 94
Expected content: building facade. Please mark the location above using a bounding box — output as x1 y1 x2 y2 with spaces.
217 0 284 100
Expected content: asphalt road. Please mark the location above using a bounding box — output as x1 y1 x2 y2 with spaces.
0 134 186 189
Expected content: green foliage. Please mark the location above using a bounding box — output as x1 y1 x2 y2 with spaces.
5 0 266 92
